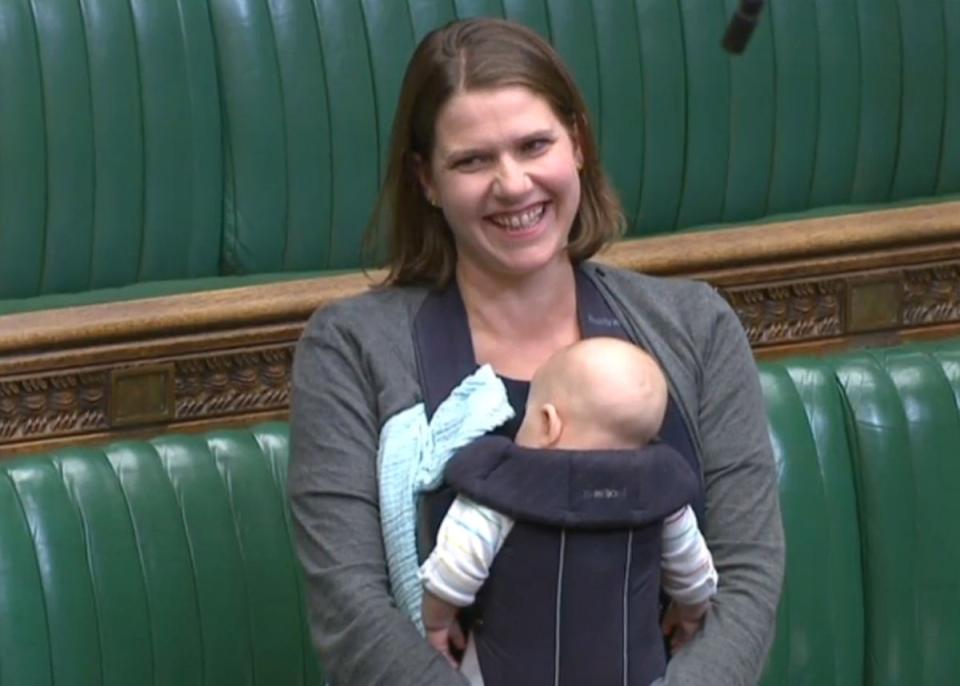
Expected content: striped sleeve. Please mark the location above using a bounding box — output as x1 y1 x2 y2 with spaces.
419 496 514 607
661 505 719 606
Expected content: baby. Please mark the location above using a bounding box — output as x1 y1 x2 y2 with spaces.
419 337 718 683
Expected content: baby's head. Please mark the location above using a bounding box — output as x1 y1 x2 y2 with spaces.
515 338 667 451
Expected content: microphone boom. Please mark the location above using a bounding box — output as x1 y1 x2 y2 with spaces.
722 0 765 55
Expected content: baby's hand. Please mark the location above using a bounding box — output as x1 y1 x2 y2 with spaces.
422 591 467 667
661 600 710 653
425 621 466 668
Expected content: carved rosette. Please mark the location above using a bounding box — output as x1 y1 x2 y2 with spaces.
721 280 844 345
0 372 108 442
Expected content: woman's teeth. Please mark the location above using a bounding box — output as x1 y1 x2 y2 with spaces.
490 204 545 230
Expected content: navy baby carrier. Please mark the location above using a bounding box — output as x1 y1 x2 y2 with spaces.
414 268 705 686
445 436 698 686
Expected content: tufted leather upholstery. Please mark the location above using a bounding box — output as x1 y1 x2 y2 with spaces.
2 0 959 302
0 423 322 686
833 347 960 685
0 0 223 300
758 340 960 685
759 360 864 685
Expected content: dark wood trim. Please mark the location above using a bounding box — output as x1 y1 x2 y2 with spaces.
0 339 295 457
600 201 960 277
5 202 958 356
0 270 385 356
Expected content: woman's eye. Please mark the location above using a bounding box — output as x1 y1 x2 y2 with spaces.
454 155 486 171
522 138 551 155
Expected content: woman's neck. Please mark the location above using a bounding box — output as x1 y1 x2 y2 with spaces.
456 260 580 378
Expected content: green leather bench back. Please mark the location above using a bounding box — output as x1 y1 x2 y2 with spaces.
0 0 224 299
759 339 960 685
3 0 959 301
759 360 864 685
0 423 322 686
834 347 960 685
3 339 960 684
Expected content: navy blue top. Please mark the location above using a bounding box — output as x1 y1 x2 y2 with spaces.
491 377 529 440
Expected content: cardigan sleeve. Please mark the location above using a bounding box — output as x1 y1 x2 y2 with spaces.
287 307 467 686
658 288 785 686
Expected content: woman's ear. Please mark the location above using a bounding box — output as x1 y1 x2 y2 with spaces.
571 116 585 171
412 153 438 206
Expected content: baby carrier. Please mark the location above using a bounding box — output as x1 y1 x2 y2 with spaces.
443 435 699 686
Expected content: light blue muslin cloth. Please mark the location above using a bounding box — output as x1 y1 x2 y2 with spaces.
377 364 514 632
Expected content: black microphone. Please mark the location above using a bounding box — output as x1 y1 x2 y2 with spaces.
722 0 765 55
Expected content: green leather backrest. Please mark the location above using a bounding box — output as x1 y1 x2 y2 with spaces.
758 360 864 686
3 0 959 300
0 423 322 686
0 0 224 300
760 338 960 686
834 345 960 686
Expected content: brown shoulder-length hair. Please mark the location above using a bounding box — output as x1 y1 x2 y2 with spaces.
365 17 625 289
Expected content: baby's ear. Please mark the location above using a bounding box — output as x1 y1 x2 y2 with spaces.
541 403 564 447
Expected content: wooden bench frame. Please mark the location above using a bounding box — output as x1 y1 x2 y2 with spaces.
3 201 960 456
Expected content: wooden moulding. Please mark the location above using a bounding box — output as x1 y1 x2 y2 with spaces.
2 201 960 456
0 270 387 359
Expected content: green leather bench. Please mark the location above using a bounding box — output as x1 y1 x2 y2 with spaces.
0 423 323 686
2 0 957 312
4 338 960 685
759 340 960 685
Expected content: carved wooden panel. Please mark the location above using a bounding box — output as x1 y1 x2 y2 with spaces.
175 347 292 418
903 264 960 325
1 372 108 442
0 343 294 455
721 259 960 352
722 280 843 345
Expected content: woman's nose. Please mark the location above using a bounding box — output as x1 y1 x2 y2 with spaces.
492 157 532 198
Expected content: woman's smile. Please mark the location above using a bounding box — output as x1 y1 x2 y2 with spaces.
486 202 548 233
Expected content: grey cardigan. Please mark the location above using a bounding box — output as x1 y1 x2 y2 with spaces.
288 262 785 686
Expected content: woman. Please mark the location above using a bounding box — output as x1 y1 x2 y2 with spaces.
288 17 783 686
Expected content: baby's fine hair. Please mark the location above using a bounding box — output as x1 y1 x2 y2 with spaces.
531 337 668 447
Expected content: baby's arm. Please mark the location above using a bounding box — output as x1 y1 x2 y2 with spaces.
660 505 719 651
420 495 514 662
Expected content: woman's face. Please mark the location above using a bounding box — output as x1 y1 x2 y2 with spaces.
419 86 583 282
